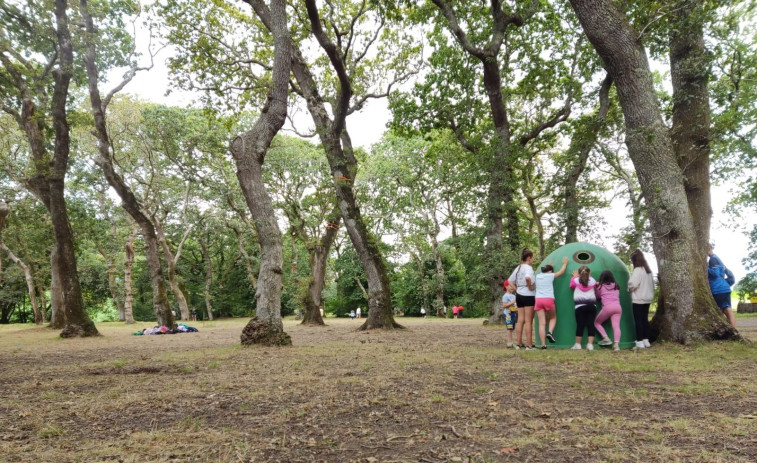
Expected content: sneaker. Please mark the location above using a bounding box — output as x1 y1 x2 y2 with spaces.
546 332 556 343
571 343 582 350
598 338 613 347
541 345 547 350
506 342 514 348
524 345 534 350
634 341 645 350
643 339 651 348
586 343 594 351
613 344 620 351
515 344 524 350
530 345 537 350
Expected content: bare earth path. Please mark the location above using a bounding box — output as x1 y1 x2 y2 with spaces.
1 316 755 462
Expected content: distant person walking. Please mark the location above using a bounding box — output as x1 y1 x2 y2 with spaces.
356 307 362 319
452 305 459 319
708 244 736 328
508 248 536 350
628 249 654 349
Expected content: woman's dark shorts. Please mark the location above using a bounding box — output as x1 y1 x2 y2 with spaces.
516 294 535 308
713 292 732 310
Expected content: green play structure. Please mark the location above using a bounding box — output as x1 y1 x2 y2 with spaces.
534 242 636 349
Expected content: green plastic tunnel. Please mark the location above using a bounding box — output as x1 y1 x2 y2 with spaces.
534 242 636 349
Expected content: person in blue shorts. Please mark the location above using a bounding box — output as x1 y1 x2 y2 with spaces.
707 244 736 328
502 282 517 347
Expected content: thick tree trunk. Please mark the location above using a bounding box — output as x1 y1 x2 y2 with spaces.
79 0 174 329
569 0 738 342
123 229 137 324
669 4 712 264
290 55 398 331
235 0 291 346
248 0 399 330
300 210 340 326
200 237 215 321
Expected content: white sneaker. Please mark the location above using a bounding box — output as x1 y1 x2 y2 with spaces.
586 343 594 351
506 342 514 348
634 341 645 349
613 344 620 351
643 339 651 348
571 343 582 350
598 337 613 347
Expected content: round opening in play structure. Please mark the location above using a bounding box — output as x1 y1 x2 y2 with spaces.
573 250 595 264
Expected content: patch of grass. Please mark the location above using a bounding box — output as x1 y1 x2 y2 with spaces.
431 394 445 403
38 423 66 438
207 361 220 370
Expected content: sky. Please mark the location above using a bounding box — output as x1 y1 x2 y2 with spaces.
114 44 752 284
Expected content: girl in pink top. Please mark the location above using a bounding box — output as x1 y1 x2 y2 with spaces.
594 270 623 351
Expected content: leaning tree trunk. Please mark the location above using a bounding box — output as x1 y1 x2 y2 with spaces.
0 202 42 324
123 229 137 324
79 0 174 329
200 237 215 321
669 4 712 267
564 74 612 243
235 0 292 346
301 210 340 326
569 0 738 342
155 219 193 320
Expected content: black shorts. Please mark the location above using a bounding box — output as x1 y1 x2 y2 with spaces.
713 292 732 310
515 294 535 308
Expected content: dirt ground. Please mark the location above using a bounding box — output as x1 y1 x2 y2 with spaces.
1 315 756 463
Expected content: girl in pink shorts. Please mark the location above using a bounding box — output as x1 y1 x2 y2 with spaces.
534 257 568 349
595 270 623 351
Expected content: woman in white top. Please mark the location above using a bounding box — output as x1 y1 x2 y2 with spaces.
628 249 655 349
508 249 536 349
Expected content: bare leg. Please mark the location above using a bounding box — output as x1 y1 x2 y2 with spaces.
724 307 736 328
536 310 546 346
524 306 535 346
547 310 557 335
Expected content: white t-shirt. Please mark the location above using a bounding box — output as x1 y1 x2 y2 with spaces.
508 264 536 296
535 273 556 299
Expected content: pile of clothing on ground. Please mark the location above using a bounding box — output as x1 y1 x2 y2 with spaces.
133 323 199 335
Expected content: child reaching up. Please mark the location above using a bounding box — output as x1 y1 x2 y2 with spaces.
501 282 517 347
569 266 597 350
534 256 569 349
594 270 623 351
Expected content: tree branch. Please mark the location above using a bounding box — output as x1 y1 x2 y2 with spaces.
519 104 571 146
430 0 486 59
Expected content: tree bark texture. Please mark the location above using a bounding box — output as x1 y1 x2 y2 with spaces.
669 4 712 266
234 0 292 346
123 229 137 324
569 0 738 342
79 0 175 329
200 237 215 321
155 219 193 320
300 210 341 326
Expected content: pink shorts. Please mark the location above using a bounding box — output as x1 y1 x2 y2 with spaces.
534 298 555 311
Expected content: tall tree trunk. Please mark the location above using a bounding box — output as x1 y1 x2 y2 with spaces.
569 0 738 342
235 0 292 346
155 218 193 320
564 74 612 243
100 249 125 321
123 229 137 324
430 209 447 317
300 210 340 326
669 4 712 265
79 0 174 329
200 236 215 321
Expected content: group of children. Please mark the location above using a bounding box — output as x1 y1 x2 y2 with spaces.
502 248 655 351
